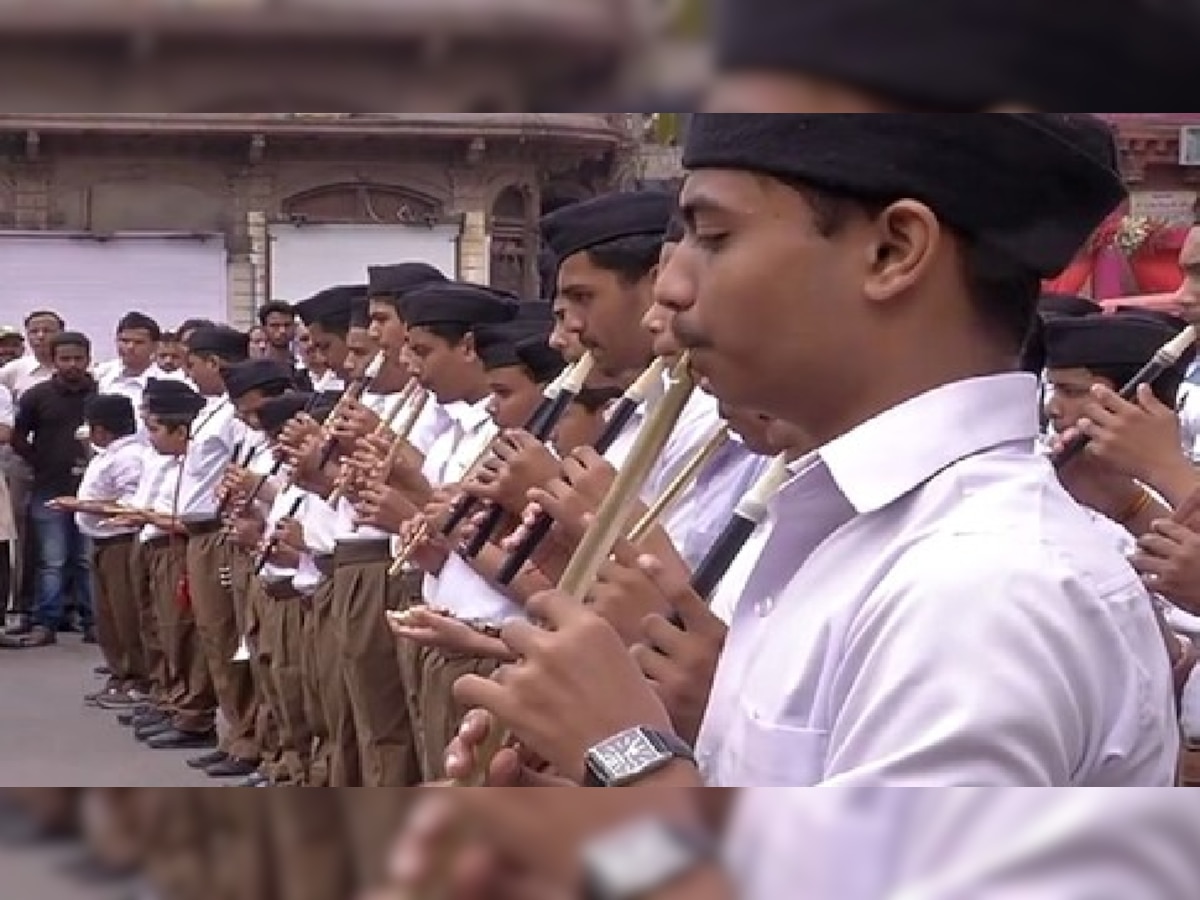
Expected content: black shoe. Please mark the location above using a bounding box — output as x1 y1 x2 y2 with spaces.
187 751 228 771
130 711 169 731
57 620 80 634
135 720 175 742
120 708 161 728
146 730 219 751
204 757 259 779
94 665 113 677
82 626 98 644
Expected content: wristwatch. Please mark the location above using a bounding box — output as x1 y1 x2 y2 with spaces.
582 816 716 900
584 727 696 788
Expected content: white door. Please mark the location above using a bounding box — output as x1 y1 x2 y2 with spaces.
268 224 460 303
0 233 229 365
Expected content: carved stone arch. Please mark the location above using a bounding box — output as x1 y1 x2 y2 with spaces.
281 183 447 227
489 185 534 297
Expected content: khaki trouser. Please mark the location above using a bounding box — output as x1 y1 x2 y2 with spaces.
255 581 311 785
299 584 330 787
138 789 212 900
333 542 420 788
419 648 500 783
92 535 147 691
187 529 259 761
269 790 355 900
341 789 418 893
145 540 216 734
131 542 170 708
313 576 357 787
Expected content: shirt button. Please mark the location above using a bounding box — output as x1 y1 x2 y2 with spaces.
756 596 776 617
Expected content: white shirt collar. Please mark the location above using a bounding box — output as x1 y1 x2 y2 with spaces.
799 374 1040 516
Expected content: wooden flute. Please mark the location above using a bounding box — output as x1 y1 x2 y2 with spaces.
454 354 697 788
625 423 731 546
494 357 670 585
327 377 419 507
251 354 387 574
446 353 596 545
387 434 495 578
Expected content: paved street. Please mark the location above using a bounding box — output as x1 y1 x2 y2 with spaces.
0 636 207 787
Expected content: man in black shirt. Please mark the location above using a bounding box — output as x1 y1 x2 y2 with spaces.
7 332 98 648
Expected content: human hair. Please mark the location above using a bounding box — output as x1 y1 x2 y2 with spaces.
160 331 180 344
25 310 65 329
573 385 623 413
85 396 136 438
779 178 1041 354
584 234 664 286
258 301 295 325
177 319 217 340
117 311 163 341
51 331 90 355
418 323 472 346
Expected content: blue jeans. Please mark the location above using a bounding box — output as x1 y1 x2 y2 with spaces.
30 491 93 630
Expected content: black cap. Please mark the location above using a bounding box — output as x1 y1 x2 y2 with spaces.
711 0 1198 109
143 378 207 419
349 293 370 330
223 359 294 401
294 286 365 330
684 114 1125 278
187 326 250 363
1040 294 1103 320
402 282 519 330
368 263 449 300
474 323 525 372
257 393 313 436
84 394 136 434
515 333 568 385
540 192 675 265
1043 312 1194 404
514 302 555 325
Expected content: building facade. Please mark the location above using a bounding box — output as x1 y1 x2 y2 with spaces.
0 114 635 343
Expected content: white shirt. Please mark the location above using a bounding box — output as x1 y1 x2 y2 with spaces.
132 453 183 543
333 390 413 545
311 370 344 393
418 397 499 602
426 552 524 624
178 397 246 522
94 360 167 410
0 355 53 399
725 789 1200 900
602 380 726 556
699 374 1178 787
0 385 13 429
261 483 304 582
292 492 339 596
75 435 146 539
665 439 770 572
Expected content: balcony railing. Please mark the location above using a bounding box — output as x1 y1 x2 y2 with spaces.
0 112 631 143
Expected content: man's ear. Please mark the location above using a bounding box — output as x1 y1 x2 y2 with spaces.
862 200 942 307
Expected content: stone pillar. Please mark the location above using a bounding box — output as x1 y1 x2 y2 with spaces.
458 209 491 285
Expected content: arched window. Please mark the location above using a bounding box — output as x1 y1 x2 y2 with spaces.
490 186 532 296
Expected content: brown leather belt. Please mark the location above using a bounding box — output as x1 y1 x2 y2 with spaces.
184 519 223 538
93 534 136 548
313 555 335 578
334 540 391 568
261 579 300 601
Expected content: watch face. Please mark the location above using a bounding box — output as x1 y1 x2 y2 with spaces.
592 730 668 785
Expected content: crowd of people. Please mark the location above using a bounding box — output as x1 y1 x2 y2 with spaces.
6 1 1200 896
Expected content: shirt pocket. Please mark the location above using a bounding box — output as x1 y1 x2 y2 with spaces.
719 702 830 787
